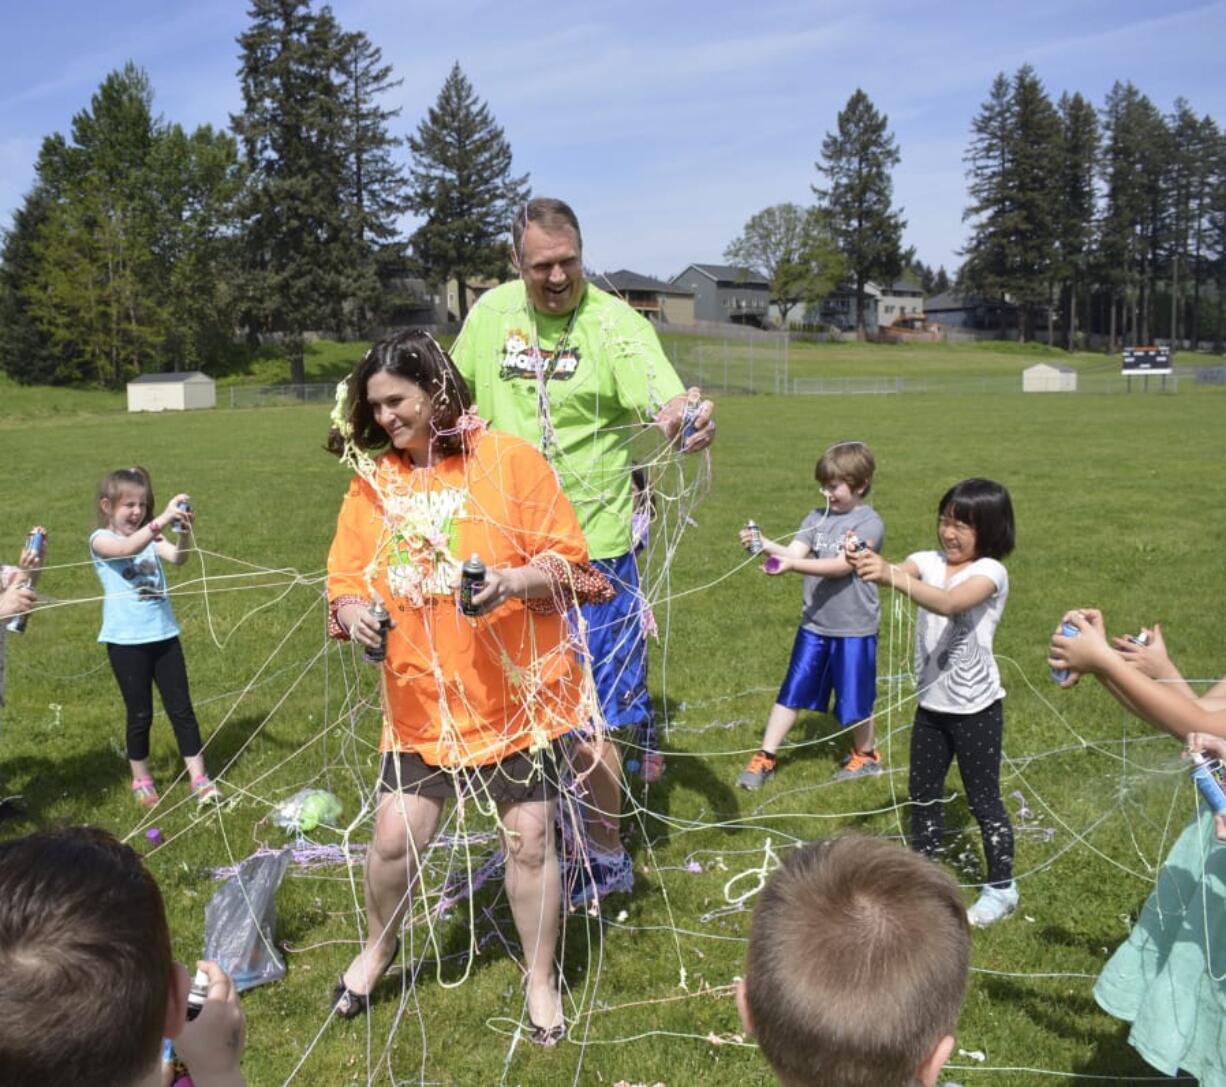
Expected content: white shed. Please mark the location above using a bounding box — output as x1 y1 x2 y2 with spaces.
1022 363 1077 393
127 371 216 412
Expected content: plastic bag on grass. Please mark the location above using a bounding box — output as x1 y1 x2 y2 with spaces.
202 847 292 992
271 787 342 834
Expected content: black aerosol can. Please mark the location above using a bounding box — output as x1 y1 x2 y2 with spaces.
460 554 486 617
364 597 391 664
6 527 46 634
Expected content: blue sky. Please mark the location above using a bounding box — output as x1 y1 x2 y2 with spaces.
3 0 1224 281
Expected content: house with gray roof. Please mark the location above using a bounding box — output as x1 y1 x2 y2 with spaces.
591 270 696 326
670 263 770 327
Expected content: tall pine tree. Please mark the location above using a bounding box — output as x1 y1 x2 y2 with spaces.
232 0 349 384
336 28 409 336
814 89 906 338
407 63 529 321
0 187 59 383
962 67 1061 341
1055 92 1099 350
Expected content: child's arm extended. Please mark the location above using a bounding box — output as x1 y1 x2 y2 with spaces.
763 537 856 578
91 493 192 562
1049 610 1226 741
849 551 996 616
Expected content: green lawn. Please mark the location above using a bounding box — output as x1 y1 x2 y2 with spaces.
0 359 1223 1085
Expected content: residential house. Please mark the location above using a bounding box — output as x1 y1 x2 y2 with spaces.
816 281 925 332
924 289 1018 331
670 263 771 327
591 270 696 326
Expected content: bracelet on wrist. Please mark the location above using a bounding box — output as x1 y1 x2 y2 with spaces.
148 519 163 539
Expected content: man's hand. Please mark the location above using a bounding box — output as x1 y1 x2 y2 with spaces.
656 388 715 452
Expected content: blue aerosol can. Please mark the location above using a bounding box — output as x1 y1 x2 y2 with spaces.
1050 621 1079 684
364 597 391 664
679 394 701 446
6 527 46 634
1189 752 1226 815
460 554 486 617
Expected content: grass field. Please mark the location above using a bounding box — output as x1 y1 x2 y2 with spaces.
0 346 1223 1086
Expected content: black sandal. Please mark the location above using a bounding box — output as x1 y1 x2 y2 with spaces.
521 973 565 1046
330 936 400 1020
528 1020 566 1047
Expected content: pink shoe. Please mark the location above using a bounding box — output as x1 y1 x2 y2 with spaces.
131 777 159 808
192 775 222 805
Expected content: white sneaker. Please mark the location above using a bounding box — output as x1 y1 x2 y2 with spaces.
966 882 1018 927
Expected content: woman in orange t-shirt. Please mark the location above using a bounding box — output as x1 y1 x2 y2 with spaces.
325 330 609 1044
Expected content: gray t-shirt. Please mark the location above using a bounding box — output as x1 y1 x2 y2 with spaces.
796 505 884 636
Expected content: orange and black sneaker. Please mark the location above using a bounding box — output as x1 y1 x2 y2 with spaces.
737 751 777 790
833 747 883 781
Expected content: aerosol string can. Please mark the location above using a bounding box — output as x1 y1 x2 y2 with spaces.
1126 630 1152 647
1189 751 1226 815
1049 621 1079 684
173 498 192 535
679 395 701 446
460 554 486 618
6 527 46 634
364 596 391 664
844 533 868 554
743 520 763 556
186 967 210 1021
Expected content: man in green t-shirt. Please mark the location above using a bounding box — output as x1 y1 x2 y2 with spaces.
452 197 715 906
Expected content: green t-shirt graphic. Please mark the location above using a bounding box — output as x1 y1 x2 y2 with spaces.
452 280 685 559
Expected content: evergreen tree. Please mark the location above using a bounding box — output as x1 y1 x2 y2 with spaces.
723 203 844 326
1187 115 1222 345
962 67 1061 341
1097 82 1167 347
407 62 529 321
336 28 409 335
0 187 59 383
814 89 907 338
960 73 1013 328
1055 92 1098 350
232 0 349 384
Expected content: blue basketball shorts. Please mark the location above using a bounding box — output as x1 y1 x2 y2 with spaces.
578 551 651 731
776 628 877 725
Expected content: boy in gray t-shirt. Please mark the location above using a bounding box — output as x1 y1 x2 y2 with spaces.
736 442 884 790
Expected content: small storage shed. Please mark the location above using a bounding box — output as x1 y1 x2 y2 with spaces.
1022 363 1077 393
127 371 216 412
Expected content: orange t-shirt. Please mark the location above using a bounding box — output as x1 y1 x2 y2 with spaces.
327 429 591 767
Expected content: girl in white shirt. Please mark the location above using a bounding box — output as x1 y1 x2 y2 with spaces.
851 478 1017 927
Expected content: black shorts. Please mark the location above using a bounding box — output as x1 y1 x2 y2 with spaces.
378 743 562 804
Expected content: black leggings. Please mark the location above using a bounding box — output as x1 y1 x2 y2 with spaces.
105 638 203 762
908 699 1014 887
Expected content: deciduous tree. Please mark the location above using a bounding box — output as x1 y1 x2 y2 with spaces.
723 203 844 326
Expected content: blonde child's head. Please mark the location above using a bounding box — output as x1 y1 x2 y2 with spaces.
815 441 875 499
